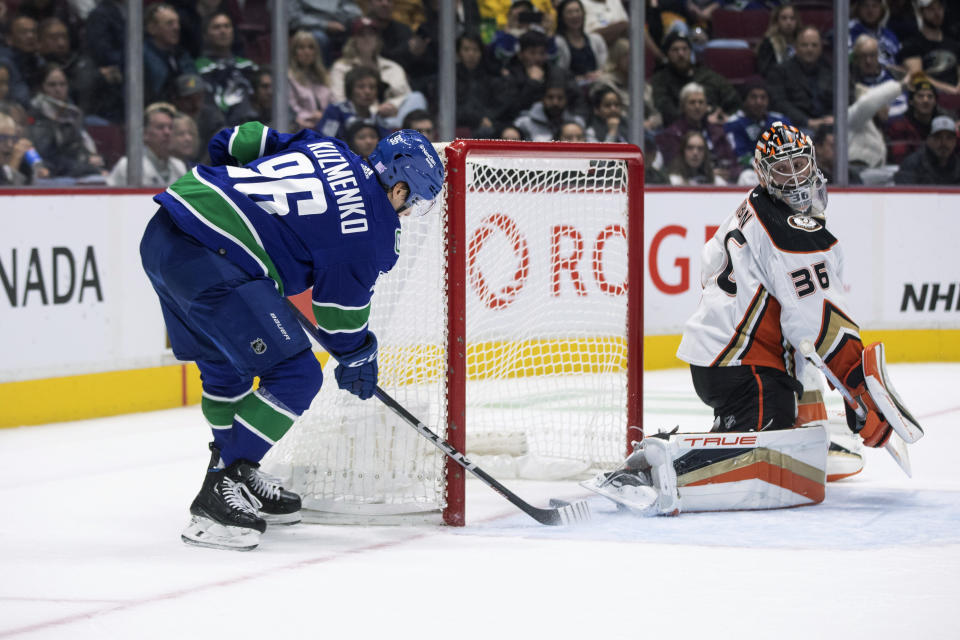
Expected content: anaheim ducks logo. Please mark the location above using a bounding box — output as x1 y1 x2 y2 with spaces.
787 214 822 232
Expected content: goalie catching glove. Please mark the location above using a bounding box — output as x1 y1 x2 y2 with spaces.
838 342 924 448
333 332 378 400
840 354 892 448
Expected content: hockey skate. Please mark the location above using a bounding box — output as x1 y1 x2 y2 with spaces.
182 449 267 551
795 355 865 481
826 416 865 481
581 437 680 516
236 461 302 525
581 467 661 515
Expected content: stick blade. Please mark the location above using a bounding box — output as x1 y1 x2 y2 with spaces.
884 433 913 478
546 498 591 525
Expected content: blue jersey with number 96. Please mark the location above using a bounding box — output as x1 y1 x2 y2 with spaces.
153 121 401 355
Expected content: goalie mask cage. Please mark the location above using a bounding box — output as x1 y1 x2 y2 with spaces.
263 139 644 526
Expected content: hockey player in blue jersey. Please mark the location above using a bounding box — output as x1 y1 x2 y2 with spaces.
140 122 444 550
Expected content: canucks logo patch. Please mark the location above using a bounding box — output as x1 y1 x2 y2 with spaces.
787 214 822 232
250 338 267 354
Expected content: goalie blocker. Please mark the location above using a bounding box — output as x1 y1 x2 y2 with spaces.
800 340 923 478
582 427 828 515
854 342 924 445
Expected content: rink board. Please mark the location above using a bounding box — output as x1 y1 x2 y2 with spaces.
2 188 959 426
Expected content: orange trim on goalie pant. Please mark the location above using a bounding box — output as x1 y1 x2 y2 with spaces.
681 461 826 503
751 365 765 431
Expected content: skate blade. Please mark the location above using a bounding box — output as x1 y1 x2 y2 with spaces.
826 450 865 482
579 476 659 515
182 516 261 551
261 511 302 526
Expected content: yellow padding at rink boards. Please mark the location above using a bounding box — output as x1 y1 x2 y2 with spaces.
0 364 204 428
859 329 960 363
1 329 957 428
642 329 960 371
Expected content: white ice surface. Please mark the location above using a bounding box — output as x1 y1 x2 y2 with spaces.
1 365 958 640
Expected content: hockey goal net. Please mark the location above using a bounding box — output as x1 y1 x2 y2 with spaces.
263 139 644 525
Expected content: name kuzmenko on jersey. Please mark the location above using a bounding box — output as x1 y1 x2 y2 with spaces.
307 142 369 234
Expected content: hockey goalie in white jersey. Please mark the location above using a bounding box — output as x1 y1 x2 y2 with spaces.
584 122 924 516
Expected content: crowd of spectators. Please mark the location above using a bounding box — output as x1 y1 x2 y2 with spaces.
2 0 960 188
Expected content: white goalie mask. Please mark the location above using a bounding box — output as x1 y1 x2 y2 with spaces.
753 122 828 217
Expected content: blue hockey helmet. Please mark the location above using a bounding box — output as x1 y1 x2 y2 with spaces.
368 129 445 217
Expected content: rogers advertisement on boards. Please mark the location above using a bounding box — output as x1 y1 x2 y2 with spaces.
2 190 958 383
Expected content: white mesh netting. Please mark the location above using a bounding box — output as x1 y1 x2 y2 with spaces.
263 143 636 523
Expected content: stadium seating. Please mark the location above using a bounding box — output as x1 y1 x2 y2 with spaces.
86 124 126 168
702 47 757 87
247 33 273 66
236 0 270 54
937 91 960 115
797 8 834 36
710 9 770 46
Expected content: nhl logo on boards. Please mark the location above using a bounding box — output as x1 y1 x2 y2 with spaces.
250 338 267 354
787 214 822 232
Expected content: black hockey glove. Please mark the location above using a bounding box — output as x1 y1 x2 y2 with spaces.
334 332 378 400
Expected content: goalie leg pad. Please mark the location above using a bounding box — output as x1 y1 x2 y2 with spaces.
585 427 829 515
673 427 828 511
674 428 828 511
862 343 924 444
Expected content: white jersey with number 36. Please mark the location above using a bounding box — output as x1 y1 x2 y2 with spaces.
677 186 863 379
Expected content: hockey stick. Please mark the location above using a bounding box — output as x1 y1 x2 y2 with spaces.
286 299 591 526
798 340 912 477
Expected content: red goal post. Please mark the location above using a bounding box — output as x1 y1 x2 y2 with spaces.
265 139 644 527
443 140 644 524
